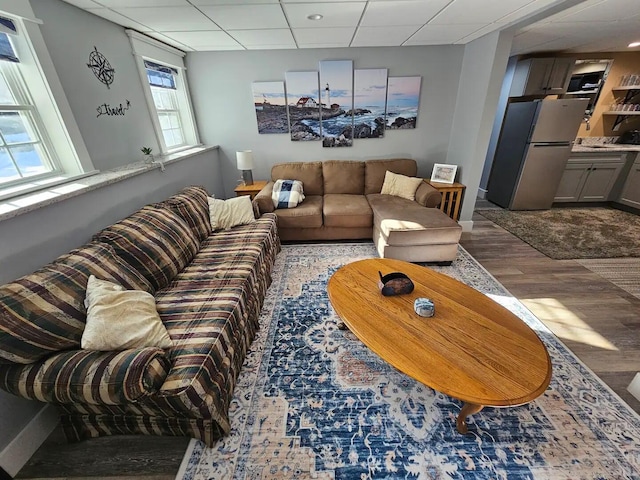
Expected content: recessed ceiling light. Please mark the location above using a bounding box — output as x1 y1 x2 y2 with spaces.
629 42 640 48
307 14 323 21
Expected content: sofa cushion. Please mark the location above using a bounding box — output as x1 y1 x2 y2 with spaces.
160 186 211 242
365 159 418 194
322 160 365 194
0 243 153 365
274 195 323 229
271 161 324 196
323 194 372 228
82 276 172 351
0 347 170 405
367 193 462 246
94 206 199 291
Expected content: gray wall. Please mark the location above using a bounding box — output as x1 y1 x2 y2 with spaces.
0 0 223 465
187 45 465 198
31 0 159 171
446 30 513 223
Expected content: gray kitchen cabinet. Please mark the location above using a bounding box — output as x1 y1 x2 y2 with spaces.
618 160 640 208
555 154 625 202
510 57 576 97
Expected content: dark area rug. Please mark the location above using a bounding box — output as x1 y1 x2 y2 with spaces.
476 207 640 259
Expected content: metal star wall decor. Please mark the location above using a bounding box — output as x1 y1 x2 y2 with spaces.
87 46 115 89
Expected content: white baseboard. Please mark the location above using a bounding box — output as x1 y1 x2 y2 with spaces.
459 220 473 232
477 188 487 199
628 373 640 402
0 405 59 477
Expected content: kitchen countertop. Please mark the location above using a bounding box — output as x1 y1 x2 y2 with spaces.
572 144 640 153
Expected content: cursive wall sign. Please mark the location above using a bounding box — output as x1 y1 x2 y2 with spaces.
96 99 131 118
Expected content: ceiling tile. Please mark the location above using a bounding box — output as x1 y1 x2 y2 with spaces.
163 30 237 47
86 8 154 31
405 23 485 44
230 29 295 47
360 0 452 27
282 2 366 28
95 0 189 6
293 27 355 46
62 0 103 8
352 26 420 46
245 44 296 50
551 0 639 22
430 0 532 25
113 6 217 31
198 5 288 30
144 31 194 50
190 0 278 4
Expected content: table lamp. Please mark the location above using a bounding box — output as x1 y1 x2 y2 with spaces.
236 150 254 185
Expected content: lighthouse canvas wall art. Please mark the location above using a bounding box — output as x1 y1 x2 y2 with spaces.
353 68 388 139
252 81 288 134
319 60 353 147
386 76 422 129
285 71 321 142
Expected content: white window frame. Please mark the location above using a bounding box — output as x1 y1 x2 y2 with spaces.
0 2 95 200
127 30 200 155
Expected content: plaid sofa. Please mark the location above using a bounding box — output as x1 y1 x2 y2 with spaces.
0 186 280 447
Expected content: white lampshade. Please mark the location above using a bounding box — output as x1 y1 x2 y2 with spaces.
236 150 254 170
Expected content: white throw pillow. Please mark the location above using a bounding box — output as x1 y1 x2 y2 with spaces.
207 195 256 231
82 275 172 351
380 171 424 201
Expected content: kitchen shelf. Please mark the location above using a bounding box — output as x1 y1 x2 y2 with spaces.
603 111 640 115
612 86 640 91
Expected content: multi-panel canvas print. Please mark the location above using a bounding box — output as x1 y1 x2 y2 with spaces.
319 60 353 147
252 81 288 134
386 76 422 129
284 71 321 141
353 68 388 139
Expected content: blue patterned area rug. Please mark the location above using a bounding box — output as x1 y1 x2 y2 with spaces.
177 243 640 479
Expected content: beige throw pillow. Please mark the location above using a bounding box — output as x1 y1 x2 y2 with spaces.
208 196 256 231
380 171 424 201
82 275 172 351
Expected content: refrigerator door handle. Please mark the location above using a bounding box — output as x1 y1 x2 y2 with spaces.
531 142 571 147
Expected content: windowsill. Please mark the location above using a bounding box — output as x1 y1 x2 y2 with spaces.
0 145 218 223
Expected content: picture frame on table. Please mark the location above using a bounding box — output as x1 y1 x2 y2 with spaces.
430 163 457 184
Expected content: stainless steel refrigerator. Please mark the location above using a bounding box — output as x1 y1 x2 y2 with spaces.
487 98 588 210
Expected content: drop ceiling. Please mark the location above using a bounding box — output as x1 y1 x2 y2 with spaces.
61 0 640 56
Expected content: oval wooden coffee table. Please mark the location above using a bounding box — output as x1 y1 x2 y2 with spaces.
327 258 552 434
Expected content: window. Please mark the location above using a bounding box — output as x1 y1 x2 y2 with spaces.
0 57 58 186
0 7 94 200
145 61 185 149
128 30 199 154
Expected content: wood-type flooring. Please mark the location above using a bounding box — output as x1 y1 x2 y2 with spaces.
15 210 640 479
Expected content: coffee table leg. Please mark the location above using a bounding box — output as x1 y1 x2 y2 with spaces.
456 403 484 434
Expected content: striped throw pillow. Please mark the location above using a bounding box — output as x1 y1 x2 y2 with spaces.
94 206 199 291
159 186 211 242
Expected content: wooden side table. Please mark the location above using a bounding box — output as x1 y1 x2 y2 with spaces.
234 180 267 200
425 180 466 221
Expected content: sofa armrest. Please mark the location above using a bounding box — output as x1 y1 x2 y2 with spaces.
0 347 170 405
254 181 275 214
415 181 442 208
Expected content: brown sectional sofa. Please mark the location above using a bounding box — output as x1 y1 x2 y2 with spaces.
255 159 462 263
